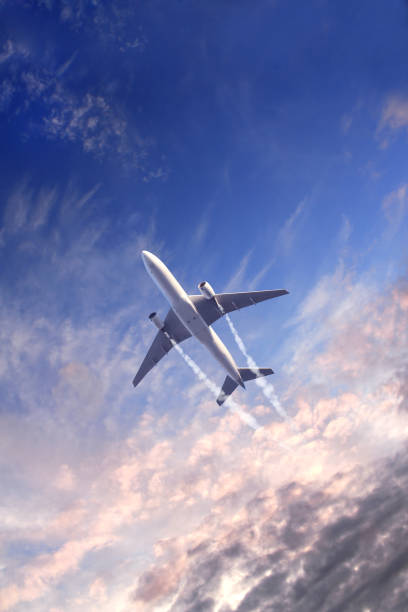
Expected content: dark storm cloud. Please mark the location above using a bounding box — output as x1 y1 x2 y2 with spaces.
397 366 408 412
185 598 215 612
236 572 288 612
170 555 224 611
397 290 408 411
133 447 408 611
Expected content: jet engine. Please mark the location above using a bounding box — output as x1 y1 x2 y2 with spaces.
149 312 164 330
198 281 216 300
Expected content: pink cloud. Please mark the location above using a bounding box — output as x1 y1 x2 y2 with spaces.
133 556 186 603
302 278 408 387
0 536 111 610
379 95 408 131
89 577 107 602
54 464 76 490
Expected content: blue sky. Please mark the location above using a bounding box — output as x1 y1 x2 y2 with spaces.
1 1 408 611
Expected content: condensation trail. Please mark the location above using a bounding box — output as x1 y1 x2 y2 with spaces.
170 341 261 430
225 314 290 422
169 337 294 450
172 342 294 451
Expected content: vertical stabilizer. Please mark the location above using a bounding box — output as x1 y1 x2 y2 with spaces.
216 376 239 406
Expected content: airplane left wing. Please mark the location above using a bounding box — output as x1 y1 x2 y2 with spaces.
132 309 191 387
190 289 289 326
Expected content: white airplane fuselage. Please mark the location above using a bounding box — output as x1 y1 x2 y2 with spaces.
142 250 244 387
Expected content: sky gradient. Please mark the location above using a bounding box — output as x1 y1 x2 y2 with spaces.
1 1 408 611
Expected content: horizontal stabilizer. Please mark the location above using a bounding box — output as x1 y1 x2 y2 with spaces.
216 367 274 406
239 367 273 382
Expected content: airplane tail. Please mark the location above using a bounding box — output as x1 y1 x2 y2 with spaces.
216 367 273 406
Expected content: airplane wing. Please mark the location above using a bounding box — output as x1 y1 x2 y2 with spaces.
132 309 191 387
190 289 289 326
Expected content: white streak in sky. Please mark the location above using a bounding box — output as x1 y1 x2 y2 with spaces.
56 50 78 77
225 314 291 422
171 341 261 430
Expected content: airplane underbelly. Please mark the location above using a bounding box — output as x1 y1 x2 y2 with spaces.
171 296 240 384
172 297 208 337
195 326 240 383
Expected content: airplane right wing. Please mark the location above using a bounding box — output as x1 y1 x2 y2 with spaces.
132 309 191 388
190 289 289 326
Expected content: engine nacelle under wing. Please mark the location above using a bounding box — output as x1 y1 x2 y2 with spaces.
149 312 164 330
198 281 216 300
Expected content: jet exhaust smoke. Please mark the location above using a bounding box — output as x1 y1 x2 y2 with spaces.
225 314 291 422
169 338 261 430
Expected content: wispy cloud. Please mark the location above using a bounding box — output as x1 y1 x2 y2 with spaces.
0 39 14 63
379 94 408 131
43 90 130 158
284 262 408 408
192 209 212 249
30 186 58 230
76 183 102 209
3 180 33 233
338 213 352 245
277 198 307 256
340 98 363 134
0 78 14 110
2 179 98 240
31 0 148 51
0 30 156 173
377 93 408 147
224 250 253 292
336 214 353 260
248 258 276 291
340 111 353 133
382 184 408 235
56 50 78 77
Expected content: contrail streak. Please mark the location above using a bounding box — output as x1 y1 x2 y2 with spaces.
169 336 294 451
172 341 294 451
170 340 261 430
225 314 291 422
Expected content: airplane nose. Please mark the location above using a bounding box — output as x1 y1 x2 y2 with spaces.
142 250 158 275
142 250 152 266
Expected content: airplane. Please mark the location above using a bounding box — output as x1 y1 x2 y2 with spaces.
133 251 289 405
